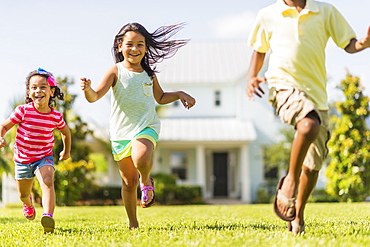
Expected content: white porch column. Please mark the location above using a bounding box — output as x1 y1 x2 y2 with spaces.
196 145 206 197
2 172 19 207
240 144 251 203
152 147 160 174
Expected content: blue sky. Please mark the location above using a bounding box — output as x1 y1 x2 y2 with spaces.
0 0 369 128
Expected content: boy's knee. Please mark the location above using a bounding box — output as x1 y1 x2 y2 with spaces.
297 115 320 139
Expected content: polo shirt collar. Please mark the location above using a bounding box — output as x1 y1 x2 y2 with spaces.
276 0 319 14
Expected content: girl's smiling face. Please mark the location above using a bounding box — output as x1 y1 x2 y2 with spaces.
28 75 55 110
119 31 147 67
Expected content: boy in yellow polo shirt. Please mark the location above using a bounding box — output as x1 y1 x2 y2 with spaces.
246 0 370 235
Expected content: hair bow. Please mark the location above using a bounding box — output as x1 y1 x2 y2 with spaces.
37 67 57 87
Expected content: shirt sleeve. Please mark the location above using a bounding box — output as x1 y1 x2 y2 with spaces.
9 105 25 124
247 11 270 53
55 113 67 130
327 5 356 49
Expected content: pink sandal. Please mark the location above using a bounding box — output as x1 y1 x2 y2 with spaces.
23 196 36 220
140 178 155 208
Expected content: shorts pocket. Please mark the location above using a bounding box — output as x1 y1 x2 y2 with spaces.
142 82 153 96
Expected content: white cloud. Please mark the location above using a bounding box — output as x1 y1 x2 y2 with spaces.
210 11 257 39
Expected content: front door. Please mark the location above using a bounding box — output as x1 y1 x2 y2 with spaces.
212 152 228 197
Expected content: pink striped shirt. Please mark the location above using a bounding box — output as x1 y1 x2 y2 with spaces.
10 102 66 163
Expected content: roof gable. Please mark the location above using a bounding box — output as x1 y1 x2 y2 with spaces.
156 40 252 84
159 118 256 142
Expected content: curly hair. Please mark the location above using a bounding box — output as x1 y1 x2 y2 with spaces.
25 70 64 108
112 22 189 78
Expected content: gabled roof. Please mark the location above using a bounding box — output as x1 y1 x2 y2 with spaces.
156 40 252 84
159 118 256 142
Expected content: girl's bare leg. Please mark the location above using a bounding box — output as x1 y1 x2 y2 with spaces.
131 138 154 205
117 157 139 229
35 165 55 214
17 178 34 206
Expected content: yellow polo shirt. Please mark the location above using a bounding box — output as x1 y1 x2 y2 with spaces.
248 0 356 110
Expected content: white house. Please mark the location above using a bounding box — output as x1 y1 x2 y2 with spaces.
149 41 285 203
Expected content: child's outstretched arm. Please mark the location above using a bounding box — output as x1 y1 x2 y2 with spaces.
80 65 118 103
59 126 71 160
345 26 370 53
246 51 267 100
0 119 15 148
152 74 196 109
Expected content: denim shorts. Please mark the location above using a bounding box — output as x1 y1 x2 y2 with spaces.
15 156 55 180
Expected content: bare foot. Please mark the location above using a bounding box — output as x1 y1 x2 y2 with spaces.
291 220 305 236
129 223 139 229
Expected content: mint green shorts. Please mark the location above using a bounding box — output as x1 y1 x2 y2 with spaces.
111 127 158 161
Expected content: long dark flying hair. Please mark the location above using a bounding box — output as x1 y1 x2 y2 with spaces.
25 70 64 108
112 22 189 78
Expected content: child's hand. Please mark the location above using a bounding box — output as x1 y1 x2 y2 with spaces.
246 77 266 100
179 92 196 109
80 77 92 91
0 137 6 148
59 150 71 161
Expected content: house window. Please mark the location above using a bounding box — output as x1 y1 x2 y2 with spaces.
173 100 180 107
214 90 221 106
170 152 187 180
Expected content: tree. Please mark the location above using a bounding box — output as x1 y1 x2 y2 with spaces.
326 73 370 202
262 126 295 178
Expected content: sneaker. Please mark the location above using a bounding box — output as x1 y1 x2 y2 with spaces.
41 214 55 233
23 197 36 220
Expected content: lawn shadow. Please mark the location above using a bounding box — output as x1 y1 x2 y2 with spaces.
54 227 81 234
149 222 279 231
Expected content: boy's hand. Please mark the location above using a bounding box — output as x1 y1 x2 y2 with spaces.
59 150 71 161
179 92 196 109
246 77 266 100
0 137 6 148
80 78 92 91
358 26 370 48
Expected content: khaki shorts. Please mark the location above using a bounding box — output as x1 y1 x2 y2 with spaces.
269 87 331 171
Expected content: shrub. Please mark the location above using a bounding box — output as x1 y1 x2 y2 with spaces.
144 173 204 205
53 160 96 206
174 185 204 204
255 188 274 204
148 173 177 204
77 187 123 206
308 189 339 203
255 179 278 204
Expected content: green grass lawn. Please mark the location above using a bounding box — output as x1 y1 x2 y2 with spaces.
0 203 370 246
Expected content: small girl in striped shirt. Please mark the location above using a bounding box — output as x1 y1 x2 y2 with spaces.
0 68 71 233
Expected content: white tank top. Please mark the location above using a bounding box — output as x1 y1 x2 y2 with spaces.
109 63 160 141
